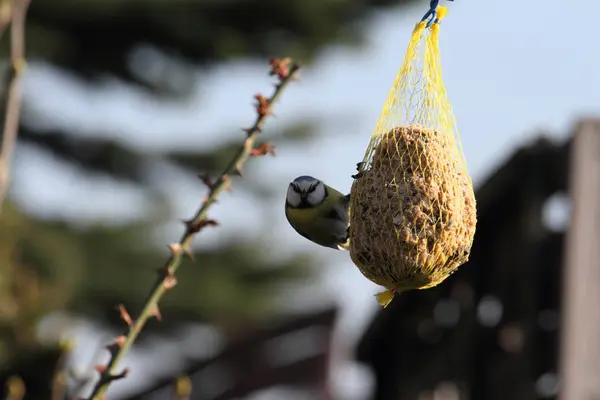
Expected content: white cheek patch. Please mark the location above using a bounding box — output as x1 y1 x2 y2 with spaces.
307 183 326 206
287 186 301 207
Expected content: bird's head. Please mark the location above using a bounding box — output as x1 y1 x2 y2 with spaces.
286 175 326 208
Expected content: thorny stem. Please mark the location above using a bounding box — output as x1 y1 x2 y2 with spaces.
0 0 29 215
87 59 300 400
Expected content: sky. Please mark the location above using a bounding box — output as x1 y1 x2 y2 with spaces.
9 0 600 398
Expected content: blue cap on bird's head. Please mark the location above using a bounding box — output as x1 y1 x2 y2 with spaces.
293 175 318 183
290 176 322 193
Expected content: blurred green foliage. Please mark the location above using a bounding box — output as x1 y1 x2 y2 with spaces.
0 0 418 397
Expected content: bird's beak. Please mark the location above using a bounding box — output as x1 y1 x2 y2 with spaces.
299 193 310 207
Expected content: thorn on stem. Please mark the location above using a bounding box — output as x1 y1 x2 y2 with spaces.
233 165 244 177
269 57 292 80
250 142 276 157
182 218 195 232
116 305 133 327
254 94 271 118
94 365 107 375
198 219 219 230
164 275 178 290
114 336 126 348
149 304 162 321
183 218 219 234
99 368 129 384
198 174 213 189
183 247 196 262
106 336 126 353
168 243 183 256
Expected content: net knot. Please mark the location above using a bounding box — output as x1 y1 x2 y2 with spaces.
421 0 453 27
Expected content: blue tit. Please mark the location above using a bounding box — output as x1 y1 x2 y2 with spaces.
285 175 350 250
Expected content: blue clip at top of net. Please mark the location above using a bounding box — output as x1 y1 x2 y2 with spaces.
421 0 454 27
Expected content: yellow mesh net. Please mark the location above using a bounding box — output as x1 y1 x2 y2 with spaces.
349 6 477 307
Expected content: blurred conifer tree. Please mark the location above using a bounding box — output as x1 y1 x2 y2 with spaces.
0 0 418 397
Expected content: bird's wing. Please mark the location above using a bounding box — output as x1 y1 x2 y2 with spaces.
324 207 346 222
322 206 349 250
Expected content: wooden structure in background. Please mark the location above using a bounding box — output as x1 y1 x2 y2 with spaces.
559 120 600 400
121 119 600 400
355 119 595 399
124 307 337 400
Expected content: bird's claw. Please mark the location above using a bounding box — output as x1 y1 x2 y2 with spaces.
352 162 367 179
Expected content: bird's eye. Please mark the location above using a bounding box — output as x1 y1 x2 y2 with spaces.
308 185 316 193
292 185 300 193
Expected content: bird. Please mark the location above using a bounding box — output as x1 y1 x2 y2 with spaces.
285 175 350 250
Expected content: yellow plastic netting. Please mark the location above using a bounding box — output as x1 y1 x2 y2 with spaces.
349 6 477 307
